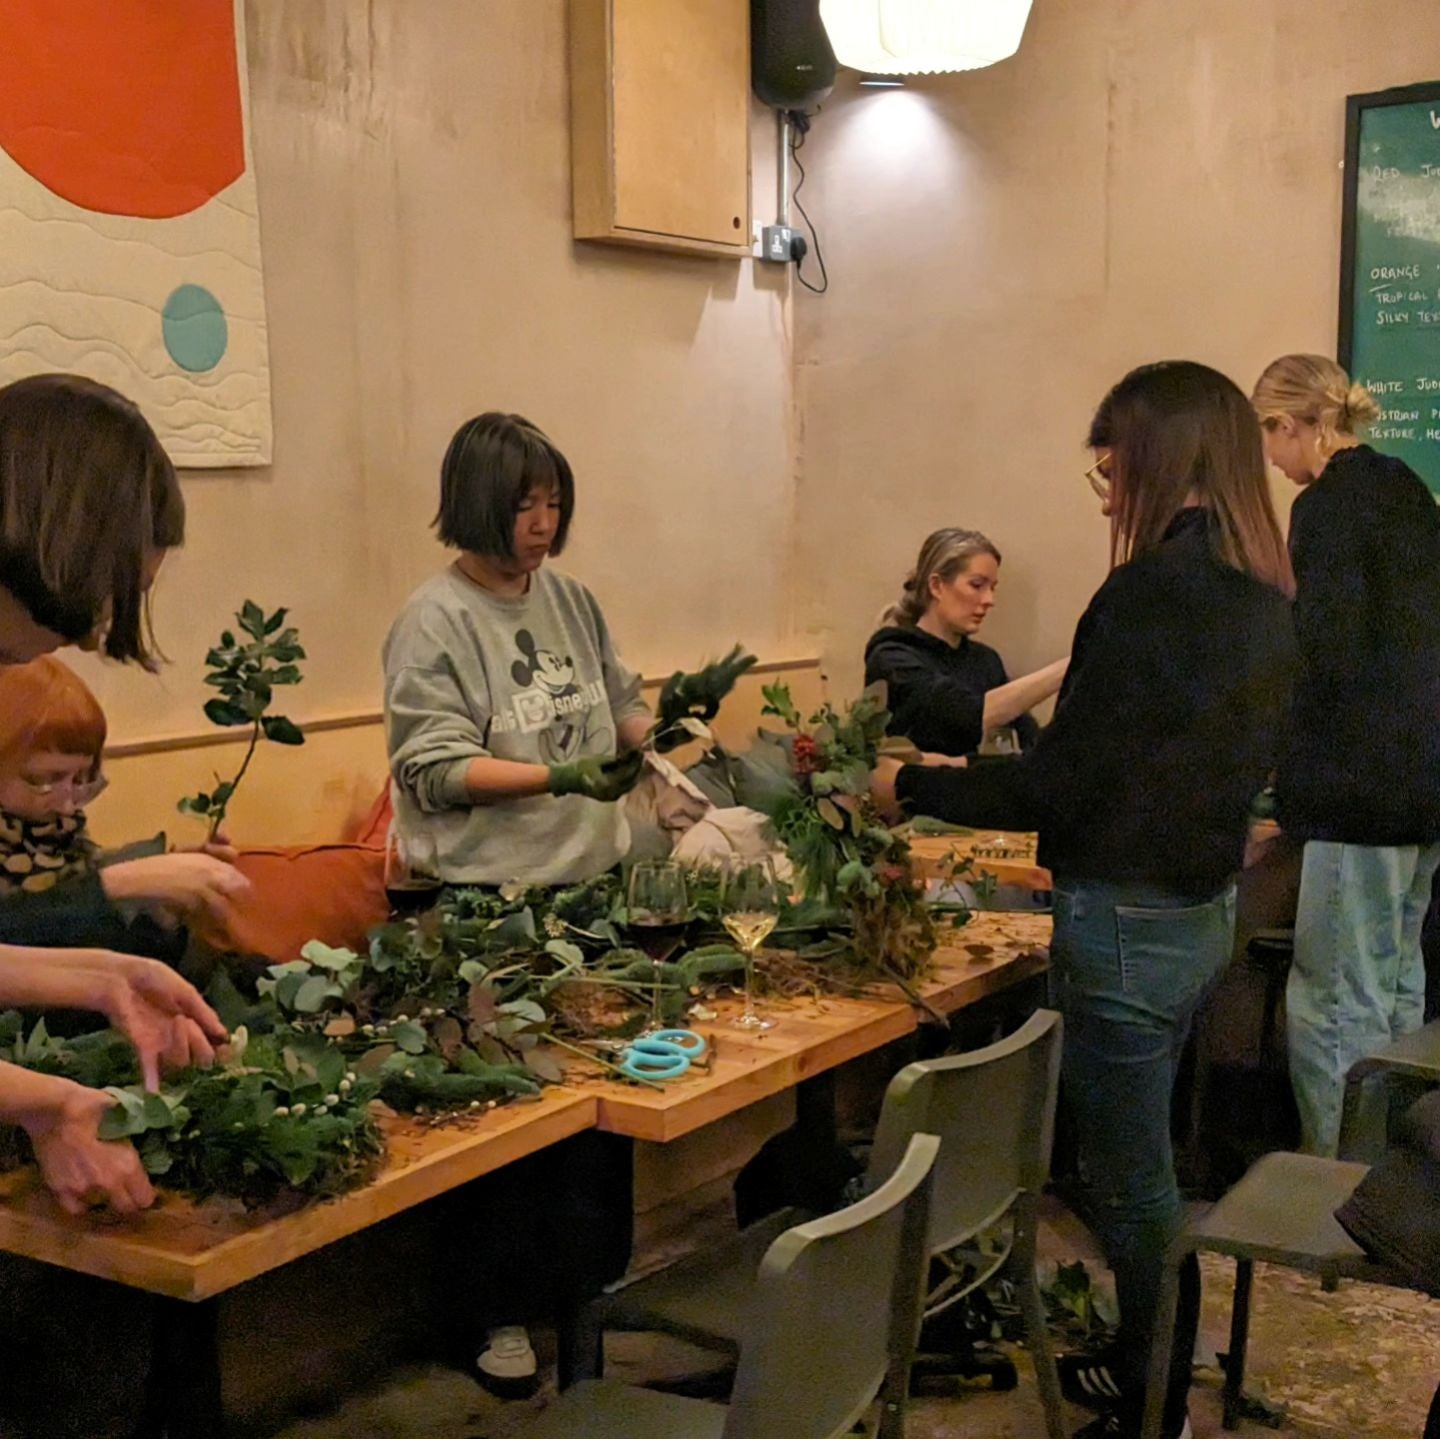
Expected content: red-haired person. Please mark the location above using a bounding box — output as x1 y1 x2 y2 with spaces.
0 656 245 952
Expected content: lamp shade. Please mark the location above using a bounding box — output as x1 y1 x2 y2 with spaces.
819 0 1033 74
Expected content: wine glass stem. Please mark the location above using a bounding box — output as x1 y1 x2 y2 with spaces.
743 945 758 1020
651 960 664 1030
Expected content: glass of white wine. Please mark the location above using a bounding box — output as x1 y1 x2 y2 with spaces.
720 855 782 1031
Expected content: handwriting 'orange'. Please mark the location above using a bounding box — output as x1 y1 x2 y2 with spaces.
0 0 244 219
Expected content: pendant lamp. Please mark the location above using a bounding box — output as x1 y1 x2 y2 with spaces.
819 0 1034 74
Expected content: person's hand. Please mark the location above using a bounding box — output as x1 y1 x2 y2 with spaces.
24 1079 155 1217
102 853 250 918
918 752 969 768
547 751 645 802
87 955 227 1091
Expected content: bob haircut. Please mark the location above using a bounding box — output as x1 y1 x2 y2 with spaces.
0 657 107 775
0 373 184 666
1088 361 1294 598
433 412 575 560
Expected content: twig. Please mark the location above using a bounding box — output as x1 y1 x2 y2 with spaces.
881 963 948 1027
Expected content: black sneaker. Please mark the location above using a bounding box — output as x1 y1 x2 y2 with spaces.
1058 1350 1129 1411
1072 1410 1192 1439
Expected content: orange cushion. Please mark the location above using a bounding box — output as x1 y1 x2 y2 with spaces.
195 843 389 966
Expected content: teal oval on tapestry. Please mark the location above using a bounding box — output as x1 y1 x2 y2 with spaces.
162 284 228 372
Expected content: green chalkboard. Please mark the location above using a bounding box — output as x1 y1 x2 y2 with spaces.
1339 82 1440 496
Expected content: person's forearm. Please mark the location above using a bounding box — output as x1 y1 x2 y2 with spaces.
618 711 653 752
462 756 554 804
0 1062 86 1131
0 944 119 1012
982 658 1069 735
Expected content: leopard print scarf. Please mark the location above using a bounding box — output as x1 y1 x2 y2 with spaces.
0 809 98 898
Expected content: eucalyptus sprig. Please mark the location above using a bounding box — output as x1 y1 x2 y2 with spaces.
179 601 306 839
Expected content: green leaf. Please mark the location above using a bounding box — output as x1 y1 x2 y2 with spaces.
301 940 359 973
261 714 305 746
543 940 585 967
525 1051 564 1084
293 976 336 1013
240 600 267 639
263 607 289 635
490 909 537 947
210 781 235 807
392 1021 427 1055
760 682 801 730
204 698 251 728
266 665 303 687
177 794 212 817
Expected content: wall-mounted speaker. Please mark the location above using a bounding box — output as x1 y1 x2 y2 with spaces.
751 0 836 112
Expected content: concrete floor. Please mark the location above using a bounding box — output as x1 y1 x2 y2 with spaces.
267 1199 1440 1439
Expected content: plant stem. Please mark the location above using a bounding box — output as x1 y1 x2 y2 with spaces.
881 962 948 1027
209 720 262 841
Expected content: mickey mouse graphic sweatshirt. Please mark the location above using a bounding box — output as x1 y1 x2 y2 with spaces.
383 564 649 885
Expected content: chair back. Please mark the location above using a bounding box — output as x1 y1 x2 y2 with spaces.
867 1009 1062 1254
723 1132 939 1439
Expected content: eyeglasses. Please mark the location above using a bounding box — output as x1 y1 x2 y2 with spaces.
16 773 108 806
1084 455 1113 501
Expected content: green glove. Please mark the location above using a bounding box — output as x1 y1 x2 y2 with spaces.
653 645 758 753
547 750 645 802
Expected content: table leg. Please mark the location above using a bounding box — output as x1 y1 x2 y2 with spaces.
134 1295 222 1439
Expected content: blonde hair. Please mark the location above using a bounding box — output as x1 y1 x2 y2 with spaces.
883 528 1001 627
1251 354 1382 457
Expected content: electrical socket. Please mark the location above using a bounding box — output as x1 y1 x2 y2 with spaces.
759 224 796 264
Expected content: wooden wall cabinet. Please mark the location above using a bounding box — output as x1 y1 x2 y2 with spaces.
569 0 752 258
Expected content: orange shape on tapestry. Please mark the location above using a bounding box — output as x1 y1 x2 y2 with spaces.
0 0 244 220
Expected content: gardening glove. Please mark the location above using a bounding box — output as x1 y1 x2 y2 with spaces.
547 750 645 802
653 645 758 753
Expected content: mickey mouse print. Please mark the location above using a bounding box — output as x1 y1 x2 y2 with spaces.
493 627 616 764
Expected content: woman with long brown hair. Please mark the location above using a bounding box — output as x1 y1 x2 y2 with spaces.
875 361 1296 1439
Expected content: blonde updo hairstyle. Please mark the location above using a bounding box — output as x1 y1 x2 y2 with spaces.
1251 354 1382 458
884 528 1001 627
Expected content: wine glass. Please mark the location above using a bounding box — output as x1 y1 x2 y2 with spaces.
384 825 442 916
627 861 689 1033
720 855 782 1031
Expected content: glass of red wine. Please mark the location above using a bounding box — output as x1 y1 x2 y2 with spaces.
384 825 443 917
627 860 689 1034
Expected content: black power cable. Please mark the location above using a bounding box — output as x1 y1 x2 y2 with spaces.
786 109 828 295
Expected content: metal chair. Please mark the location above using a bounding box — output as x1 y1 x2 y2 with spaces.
508 1131 940 1439
1140 1151 1408 1438
1339 1016 1440 1162
591 1009 1067 1439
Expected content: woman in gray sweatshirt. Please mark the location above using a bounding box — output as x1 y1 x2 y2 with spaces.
383 410 650 1395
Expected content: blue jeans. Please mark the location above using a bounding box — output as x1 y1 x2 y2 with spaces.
1288 841 1440 1157
1052 879 1235 1430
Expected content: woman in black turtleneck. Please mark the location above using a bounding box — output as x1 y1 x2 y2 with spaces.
863 528 1067 757
874 363 1297 1439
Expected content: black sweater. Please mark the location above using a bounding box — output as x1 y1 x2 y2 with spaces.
1278 445 1440 845
897 509 1296 893
863 627 1040 757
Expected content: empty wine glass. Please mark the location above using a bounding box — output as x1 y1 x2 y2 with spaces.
627 861 689 1033
384 825 442 917
720 855 782 1031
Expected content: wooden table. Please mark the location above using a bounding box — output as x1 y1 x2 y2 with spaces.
0 913 1050 1435
909 829 1051 892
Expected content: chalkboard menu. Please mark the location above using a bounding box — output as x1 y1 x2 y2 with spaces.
1339 82 1440 496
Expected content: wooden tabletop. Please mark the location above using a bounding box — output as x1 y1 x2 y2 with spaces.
909 830 1052 892
0 1087 596 1302
575 911 1053 1143
0 913 1050 1300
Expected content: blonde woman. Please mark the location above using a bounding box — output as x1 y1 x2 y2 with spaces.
863 528 1067 757
1253 354 1440 1158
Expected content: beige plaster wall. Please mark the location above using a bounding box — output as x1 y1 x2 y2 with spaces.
794 0 1440 698
71 0 802 753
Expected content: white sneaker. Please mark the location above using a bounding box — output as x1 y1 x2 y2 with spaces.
475 1325 539 1399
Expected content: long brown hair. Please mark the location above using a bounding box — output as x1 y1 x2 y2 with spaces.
0 374 183 665
1087 361 1294 597
883 528 1001 627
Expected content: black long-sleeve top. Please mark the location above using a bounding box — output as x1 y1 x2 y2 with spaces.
1277 445 1440 846
863 626 1040 757
897 508 1296 894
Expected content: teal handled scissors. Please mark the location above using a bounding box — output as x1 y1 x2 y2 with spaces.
617 1028 709 1082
